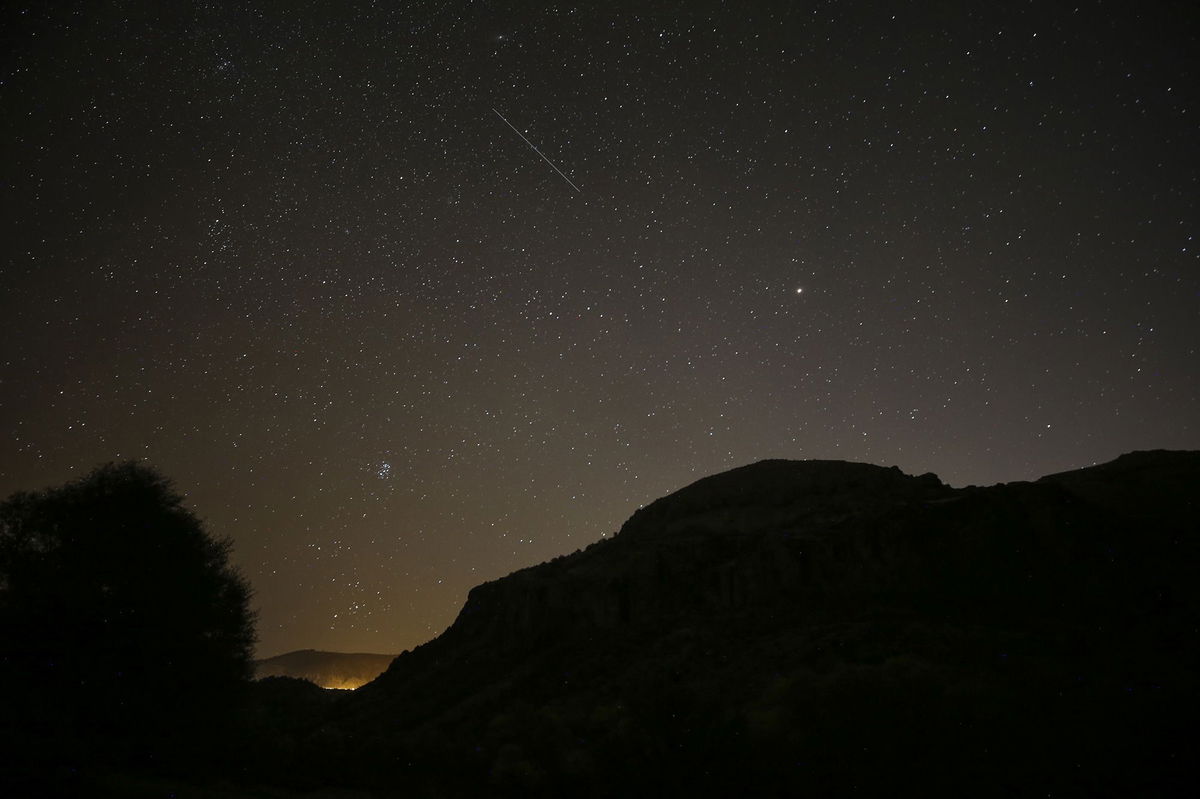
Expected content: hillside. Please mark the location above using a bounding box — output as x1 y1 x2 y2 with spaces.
265 452 1200 797
254 649 395 690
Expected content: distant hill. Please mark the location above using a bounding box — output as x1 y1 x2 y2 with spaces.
253 649 395 690
259 452 1200 797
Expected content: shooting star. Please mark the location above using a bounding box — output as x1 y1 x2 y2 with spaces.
492 108 581 193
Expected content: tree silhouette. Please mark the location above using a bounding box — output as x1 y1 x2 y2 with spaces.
0 461 256 774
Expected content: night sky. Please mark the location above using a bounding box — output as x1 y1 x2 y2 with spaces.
2 2 1197 658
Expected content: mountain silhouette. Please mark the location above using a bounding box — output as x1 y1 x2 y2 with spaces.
254 649 396 690
270 452 1199 797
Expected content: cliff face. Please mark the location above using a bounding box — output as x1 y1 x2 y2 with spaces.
399 455 1192 659
327 452 1200 797
438 461 951 648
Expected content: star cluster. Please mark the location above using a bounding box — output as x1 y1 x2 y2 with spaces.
2 2 1196 657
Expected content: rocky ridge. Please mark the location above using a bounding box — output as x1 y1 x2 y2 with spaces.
319 451 1200 796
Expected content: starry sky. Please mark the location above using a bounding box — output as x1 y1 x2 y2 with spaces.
2 1 1197 658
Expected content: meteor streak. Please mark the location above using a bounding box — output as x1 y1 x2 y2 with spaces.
492 108 581 193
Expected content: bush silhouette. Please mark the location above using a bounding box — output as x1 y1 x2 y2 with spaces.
0 461 255 774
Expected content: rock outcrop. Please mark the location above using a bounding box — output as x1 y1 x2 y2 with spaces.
374 455 1197 661
318 452 1200 797
435 461 951 648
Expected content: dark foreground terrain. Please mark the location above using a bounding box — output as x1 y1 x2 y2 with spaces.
15 452 1200 796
